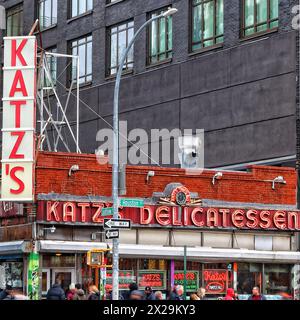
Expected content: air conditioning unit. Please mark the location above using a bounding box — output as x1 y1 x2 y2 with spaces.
178 135 202 169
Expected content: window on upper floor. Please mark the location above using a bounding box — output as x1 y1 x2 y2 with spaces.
107 20 134 76
70 0 93 18
191 0 224 52
6 4 23 36
242 0 279 37
147 7 173 65
43 47 57 89
69 35 93 85
38 0 57 30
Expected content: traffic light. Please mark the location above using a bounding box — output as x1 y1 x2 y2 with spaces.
87 248 112 268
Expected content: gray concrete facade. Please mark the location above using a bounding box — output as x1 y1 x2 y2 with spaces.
0 0 298 168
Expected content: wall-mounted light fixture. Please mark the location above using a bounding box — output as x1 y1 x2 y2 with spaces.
68 164 80 177
212 172 223 185
40 225 56 237
272 176 286 190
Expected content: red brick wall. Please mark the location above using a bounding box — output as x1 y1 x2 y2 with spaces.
35 151 297 205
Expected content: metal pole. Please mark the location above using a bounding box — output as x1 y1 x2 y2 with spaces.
76 56 80 153
183 245 187 300
111 12 174 301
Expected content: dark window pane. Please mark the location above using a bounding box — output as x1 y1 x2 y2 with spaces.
242 0 278 37
191 0 224 52
6 5 23 36
108 21 134 76
148 8 173 65
69 35 93 84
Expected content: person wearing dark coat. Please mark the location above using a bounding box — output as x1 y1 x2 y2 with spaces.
122 282 138 300
88 285 100 300
0 288 8 300
169 285 178 300
46 279 66 300
171 285 184 300
144 286 156 300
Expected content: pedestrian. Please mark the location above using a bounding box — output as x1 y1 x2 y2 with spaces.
168 284 178 300
66 283 77 300
144 286 156 300
3 285 14 300
0 287 7 300
3 286 28 300
197 287 206 300
105 286 112 301
72 288 86 300
155 291 163 300
73 284 86 301
171 285 184 300
122 282 138 300
46 278 66 300
190 293 200 300
224 288 237 300
10 289 29 300
129 290 144 300
248 286 266 300
87 285 100 300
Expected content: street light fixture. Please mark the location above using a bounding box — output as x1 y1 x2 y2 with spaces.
111 7 178 301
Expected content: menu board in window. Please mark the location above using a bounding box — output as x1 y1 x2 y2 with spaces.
203 269 228 294
138 271 167 290
106 270 135 291
174 271 199 292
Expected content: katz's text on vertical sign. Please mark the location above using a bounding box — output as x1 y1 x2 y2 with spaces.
1 36 37 201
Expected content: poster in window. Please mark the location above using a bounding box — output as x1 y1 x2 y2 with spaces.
203 269 228 294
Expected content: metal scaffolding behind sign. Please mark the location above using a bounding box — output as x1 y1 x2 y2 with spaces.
36 51 81 154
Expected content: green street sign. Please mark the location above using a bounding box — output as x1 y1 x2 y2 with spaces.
101 207 114 217
120 198 144 208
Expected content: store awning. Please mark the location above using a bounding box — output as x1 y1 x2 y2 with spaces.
0 241 32 254
38 241 300 263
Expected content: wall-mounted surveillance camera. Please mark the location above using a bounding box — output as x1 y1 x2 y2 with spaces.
212 172 223 185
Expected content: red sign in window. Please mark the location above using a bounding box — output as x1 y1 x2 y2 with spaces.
138 271 166 290
203 269 228 294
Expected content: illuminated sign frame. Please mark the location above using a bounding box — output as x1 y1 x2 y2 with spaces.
1 36 37 202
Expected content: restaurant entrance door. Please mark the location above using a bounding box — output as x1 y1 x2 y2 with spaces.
52 268 75 293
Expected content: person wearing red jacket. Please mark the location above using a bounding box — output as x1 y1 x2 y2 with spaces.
224 288 237 300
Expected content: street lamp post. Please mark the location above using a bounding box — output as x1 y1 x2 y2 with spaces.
111 7 178 300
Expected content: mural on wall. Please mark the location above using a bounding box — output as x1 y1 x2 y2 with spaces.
27 253 40 300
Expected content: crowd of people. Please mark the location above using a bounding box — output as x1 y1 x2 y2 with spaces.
0 285 29 300
0 280 283 301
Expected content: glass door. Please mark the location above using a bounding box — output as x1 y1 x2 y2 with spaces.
52 268 75 293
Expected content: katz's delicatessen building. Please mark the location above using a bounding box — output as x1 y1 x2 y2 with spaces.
1 152 300 300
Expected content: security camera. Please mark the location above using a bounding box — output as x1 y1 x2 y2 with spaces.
50 226 56 233
212 172 223 185
68 164 80 176
146 171 155 182
272 176 286 190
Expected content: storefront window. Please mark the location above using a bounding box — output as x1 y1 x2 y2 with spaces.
265 264 292 296
0 259 23 289
43 254 75 268
237 263 262 294
139 259 168 270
